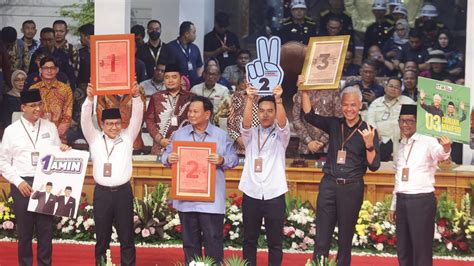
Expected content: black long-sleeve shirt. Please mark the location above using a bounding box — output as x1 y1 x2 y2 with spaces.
304 109 381 179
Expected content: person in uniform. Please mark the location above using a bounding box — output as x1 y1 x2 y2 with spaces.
414 3 445 31
277 0 316 45
162 96 238 264
363 0 394 58
0 89 70 266
318 0 354 36
389 104 451 266
301 86 381 266
81 82 143 265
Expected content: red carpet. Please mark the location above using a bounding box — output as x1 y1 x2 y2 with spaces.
0 242 471 265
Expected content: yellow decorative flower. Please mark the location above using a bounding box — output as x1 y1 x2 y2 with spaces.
8 197 13 203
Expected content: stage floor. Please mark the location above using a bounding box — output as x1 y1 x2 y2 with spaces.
0 242 472 266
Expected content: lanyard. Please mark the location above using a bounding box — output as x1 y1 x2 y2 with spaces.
215 33 227 46
149 44 162 65
167 93 180 112
258 126 276 155
403 140 415 166
103 136 116 162
192 132 208 142
177 40 191 61
340 120 363 150
202 87 215 99
20 119 41 150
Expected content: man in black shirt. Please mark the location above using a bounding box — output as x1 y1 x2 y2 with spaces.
136 20 174 80
301 86 380 266
395 29 429 73
204 12 240 71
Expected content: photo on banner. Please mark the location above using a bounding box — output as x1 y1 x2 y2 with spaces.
27 147 90 219
416 77 471 144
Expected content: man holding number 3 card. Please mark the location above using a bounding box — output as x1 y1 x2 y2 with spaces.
301 85 380 266
388 104 451 266
81 82 143 265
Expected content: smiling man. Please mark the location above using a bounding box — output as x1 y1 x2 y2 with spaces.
162 96 238 264
81 82 144 265
239 84 289 266
389 104 451 266
301 86 380 265
0 89 69 266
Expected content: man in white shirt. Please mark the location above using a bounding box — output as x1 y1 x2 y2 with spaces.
190 65 229 115
389 104 451 266
140 63 166 97
366 77 415 161
81 83 143 266
239 84 289 266
0 89 69 266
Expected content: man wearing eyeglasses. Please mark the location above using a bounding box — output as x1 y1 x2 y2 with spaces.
388 104 451 266
81 82 143 265
367 77 414 161
0 89 70 266
29 56 73 144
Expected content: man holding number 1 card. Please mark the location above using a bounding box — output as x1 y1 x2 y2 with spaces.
81 82 143 265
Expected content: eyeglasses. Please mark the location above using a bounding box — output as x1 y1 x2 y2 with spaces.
14 78 26 82
41 66 57 72
103 122 122 128
398 119 416 125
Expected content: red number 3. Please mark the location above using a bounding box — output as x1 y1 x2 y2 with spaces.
186 160 199 178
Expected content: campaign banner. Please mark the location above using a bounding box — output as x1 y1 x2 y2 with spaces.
27 147 90 218
416 77 470 144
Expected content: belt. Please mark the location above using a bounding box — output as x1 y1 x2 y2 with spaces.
335 178 361 185
95 182 130 192
397 192 434 199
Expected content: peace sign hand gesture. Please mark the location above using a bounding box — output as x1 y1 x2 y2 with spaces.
358 125 376 149
246 36 283 96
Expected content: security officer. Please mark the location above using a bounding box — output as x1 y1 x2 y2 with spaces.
363 0 394 58
318 0 354 36
414 3 445 31
384 0 402 25
277 0 316 45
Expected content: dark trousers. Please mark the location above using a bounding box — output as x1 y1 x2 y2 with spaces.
312 175 364 266
380 140 393 162
93 183 136 266
396 192 436 266
11 182 54 266
178 211 225 264
242 193 286 266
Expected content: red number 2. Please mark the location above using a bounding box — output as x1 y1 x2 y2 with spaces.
186 160 199 178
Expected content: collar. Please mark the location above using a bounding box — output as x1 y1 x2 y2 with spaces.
259 123 276 133
401 132 420 144
383 96 399 105
20 115 40 128
165 89 182 96
190 122 213 136
101 132 122 142
203 84 216 91
341 116 362 129
147 40 162 48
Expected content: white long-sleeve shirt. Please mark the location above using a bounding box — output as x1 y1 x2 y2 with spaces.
0 116 61 187
81 97 144 187
390 133 450 210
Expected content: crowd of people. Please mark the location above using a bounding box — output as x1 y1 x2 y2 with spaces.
0 0 463 265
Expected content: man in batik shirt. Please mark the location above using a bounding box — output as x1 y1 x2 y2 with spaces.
292 87 342 155
145 63 194 155
29 56 72 143
227 82 260 155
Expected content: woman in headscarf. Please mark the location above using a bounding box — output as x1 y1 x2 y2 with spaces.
1 69 26 128
434 29 464 78
382 18 410 62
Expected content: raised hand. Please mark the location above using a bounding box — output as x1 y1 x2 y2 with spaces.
438 136 452 153
358 125 376 149
245 84 258 100
419 89 425 100
131 81 141 97
246 36 284 96
460 101 465 111
273 85 283 100
86 83 95 101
